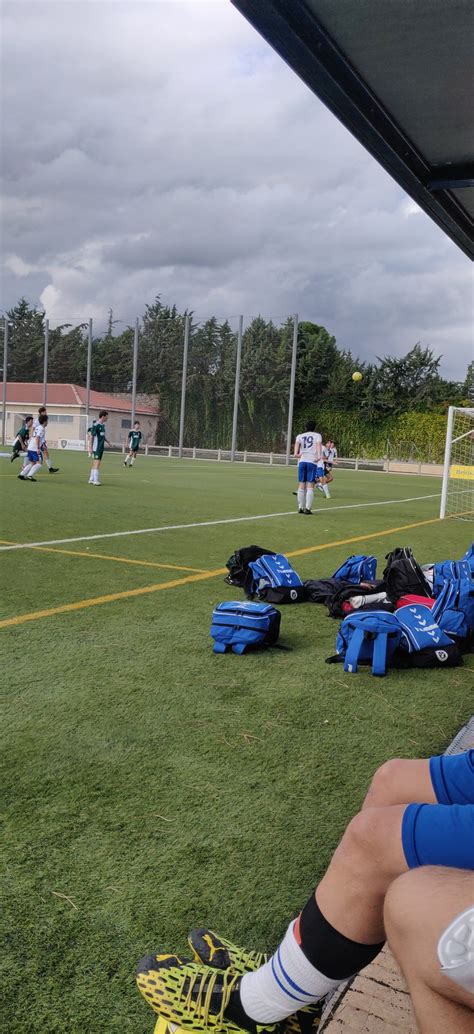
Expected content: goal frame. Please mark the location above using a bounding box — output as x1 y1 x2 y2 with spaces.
440 406 474 519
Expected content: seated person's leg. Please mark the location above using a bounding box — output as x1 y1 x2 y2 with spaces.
363 758 437 809
137 759 474 1031
363 749 474 811
384 866 474 1034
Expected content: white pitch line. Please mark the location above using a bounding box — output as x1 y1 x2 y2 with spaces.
0 494 439 552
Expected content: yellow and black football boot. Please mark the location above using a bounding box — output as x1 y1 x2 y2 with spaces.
188 930 324 1034
136 952 280 1034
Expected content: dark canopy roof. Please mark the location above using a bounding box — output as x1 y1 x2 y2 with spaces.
232 0 474 259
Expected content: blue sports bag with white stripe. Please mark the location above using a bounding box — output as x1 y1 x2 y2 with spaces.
332 554 377 583
210 601 281 654
248 553 305 603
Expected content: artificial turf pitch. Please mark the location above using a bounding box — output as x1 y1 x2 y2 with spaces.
1 452 472 1032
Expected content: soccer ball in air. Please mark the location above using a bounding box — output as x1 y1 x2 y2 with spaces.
352 371 363 382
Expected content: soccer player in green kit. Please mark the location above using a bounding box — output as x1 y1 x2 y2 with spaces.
11 416 33 462
124 421 142 467
88 410 111 485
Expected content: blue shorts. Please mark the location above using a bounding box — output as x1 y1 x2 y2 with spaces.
27 450 40 462
402 750 474 871
298 461 325 483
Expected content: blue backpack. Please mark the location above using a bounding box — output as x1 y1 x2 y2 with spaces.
332 554 377 584
461 544 474 576
333 611 402 676
248 553 305 603
395 603 461 667
433 559 472 596
210 601 281 654
431 576 474 648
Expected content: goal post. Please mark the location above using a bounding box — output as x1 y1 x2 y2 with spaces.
440 406 474 519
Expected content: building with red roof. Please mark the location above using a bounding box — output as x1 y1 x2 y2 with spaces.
4 383 159 448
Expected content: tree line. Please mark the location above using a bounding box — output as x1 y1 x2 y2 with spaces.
3 297 473 459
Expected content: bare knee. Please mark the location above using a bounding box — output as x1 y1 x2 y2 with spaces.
339 806 404 875
364 758 408 807
385 868 474 1010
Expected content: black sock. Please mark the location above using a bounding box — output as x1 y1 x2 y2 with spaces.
226 981 261 1034
299 892 384 981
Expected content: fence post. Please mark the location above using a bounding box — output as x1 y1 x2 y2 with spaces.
178 313 190 458
168 445 172 458
231 315 243 461
244 449 247 462
145 444 148 456
131 318 139 427
193 446 196 459
355 456 359 471
43 319 49 406
285 313 298 465
85 318 92 448
270 452 273 465
1 318 8 446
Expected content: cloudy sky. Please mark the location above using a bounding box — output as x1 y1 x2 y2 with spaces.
1 0 472 379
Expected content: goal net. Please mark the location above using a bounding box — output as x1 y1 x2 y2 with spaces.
440 407 474 519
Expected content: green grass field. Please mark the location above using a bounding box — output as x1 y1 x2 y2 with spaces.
1 452 472 1032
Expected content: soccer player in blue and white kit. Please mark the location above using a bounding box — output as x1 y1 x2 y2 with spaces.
18 412 48 481
294 421 329 514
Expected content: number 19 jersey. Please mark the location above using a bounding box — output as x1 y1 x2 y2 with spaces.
295 431 322 463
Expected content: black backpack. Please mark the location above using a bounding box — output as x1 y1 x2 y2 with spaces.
383 547 432 603
224 545 276 597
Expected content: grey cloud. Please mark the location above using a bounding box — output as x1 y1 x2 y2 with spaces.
1 0 472 380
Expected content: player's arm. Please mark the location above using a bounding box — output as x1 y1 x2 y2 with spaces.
293 436 301 458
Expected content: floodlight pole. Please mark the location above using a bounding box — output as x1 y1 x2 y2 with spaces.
231 315 243 461
1 319 8 446
85 318 92 447
285 313 298 465
440 405 454 518
131 318 139 427
178 313 190 458
43 319 49 406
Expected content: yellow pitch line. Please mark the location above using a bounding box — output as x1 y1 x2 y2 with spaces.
0 568 228 630
0 539 206 574
0 517 441 631
286 516 442 561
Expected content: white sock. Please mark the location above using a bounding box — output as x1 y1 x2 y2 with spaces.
240 920 340 1023
28 462 42 477
45 458 52 469
322 484 330 498
95 469 101 483
130 456 134 465
21 462 32 476
306 488 314 511
297 488 305 510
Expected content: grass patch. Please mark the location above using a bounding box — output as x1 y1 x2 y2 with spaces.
1 453 471 1032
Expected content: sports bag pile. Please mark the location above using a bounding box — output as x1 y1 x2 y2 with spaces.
210 601 281 654
248 553 305 603
332 554 377 583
